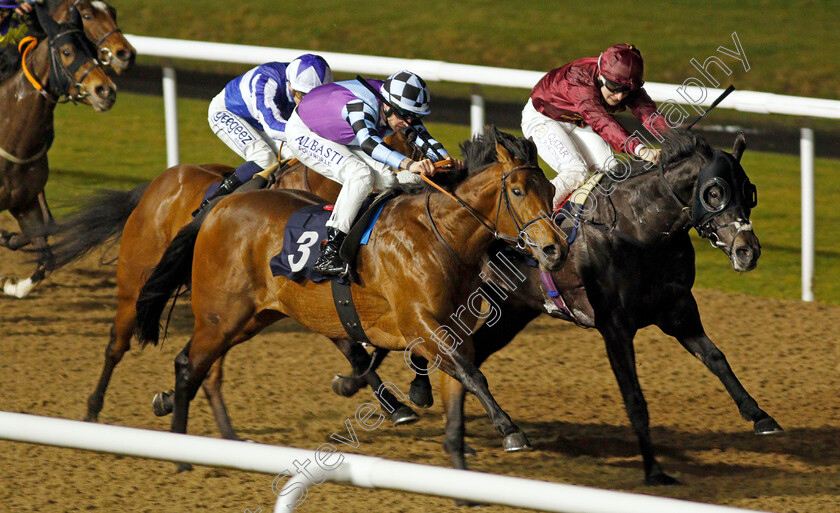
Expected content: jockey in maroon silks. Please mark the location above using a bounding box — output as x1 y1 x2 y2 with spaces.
522 43 671 208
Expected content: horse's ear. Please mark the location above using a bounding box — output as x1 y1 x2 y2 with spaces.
69 5 82 26
495 142 514 167
732 131 747 162
33 4 58 34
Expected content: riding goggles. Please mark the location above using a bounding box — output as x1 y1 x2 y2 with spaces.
385 104 424 124
602 77 641 94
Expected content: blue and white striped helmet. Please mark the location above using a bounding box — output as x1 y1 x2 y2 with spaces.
286 54 333 93
381 70 431 116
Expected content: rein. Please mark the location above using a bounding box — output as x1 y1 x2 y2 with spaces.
422 161 553 261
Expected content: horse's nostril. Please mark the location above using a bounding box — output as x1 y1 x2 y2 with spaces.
542 245 557 257
94 85 116 101
736 247 752 262
117 49 134 62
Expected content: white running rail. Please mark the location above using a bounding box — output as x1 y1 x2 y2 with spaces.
0 411 771 513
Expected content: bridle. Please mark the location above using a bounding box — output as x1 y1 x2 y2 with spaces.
18 23 102 104
70 0 123 66
423 162 555 263
657 156 754 257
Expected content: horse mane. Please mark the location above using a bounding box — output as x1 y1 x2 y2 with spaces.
460 126 538 173
618 128 713 179
660 128 713 166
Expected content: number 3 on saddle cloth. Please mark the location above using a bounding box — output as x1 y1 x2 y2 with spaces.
269 193 394 283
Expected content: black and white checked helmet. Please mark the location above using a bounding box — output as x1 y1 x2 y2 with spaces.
381 70 431 116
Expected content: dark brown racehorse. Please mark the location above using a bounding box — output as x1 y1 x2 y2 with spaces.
335 129 781 484
0 0 131 297
132 131 566 460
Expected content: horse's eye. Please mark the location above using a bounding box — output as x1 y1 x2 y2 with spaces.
512 188 523 197
83 13 92 20
62 49 72 57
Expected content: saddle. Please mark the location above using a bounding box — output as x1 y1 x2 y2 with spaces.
269 190 398 284
268 191 398 343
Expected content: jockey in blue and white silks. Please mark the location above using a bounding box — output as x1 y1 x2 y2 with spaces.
200 54 333 212
285 70 455 276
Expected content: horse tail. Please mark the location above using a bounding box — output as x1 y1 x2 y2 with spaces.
134 216 202 347
50 182 149 269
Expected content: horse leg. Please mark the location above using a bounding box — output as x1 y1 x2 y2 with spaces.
407 355 433 408
168 311 282 464
600 319 677 486
441 374 469 469
330 344 388 398
200 354 246 440
657 290 782 434
330 339 419 426
85 309 133 422
1 205 53 298
410 328 529 452
441 303 541 466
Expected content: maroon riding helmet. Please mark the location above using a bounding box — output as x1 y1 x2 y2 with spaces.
598 43 644 92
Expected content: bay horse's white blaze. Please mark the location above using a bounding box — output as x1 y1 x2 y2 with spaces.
91 1 108 11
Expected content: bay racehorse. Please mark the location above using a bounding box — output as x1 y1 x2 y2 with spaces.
335 129 782 484
132 131 566 461
48 133 409 435
0 0 132 297
51 0 135 73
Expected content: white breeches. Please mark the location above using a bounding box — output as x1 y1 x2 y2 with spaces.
285 112 421 233
208 92 294 168
521 98 614 206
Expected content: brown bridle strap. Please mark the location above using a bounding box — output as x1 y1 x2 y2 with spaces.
421 162 552 257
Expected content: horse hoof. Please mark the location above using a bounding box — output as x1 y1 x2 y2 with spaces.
646 472 679 486
331 375 362 398
754 417 784 435
409 381 434 408
503 432 532 452
152 390 174 417
464 443 477 458
176 462 193 473
391 405 420 426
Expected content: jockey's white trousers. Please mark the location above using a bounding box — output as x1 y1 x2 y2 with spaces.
208 92 294 169
285 111 421 234
521 98 613 208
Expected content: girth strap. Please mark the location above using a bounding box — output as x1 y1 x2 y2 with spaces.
331 279 371 343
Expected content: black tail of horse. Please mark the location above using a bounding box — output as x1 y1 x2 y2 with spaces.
135 218 201 347
49 183 149 269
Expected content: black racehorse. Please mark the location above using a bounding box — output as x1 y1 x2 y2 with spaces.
334 128 780 484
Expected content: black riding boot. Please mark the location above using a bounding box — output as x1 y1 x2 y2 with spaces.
313 228 348 276
192 172 243 216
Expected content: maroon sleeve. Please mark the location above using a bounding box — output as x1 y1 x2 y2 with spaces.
627 88 672 141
